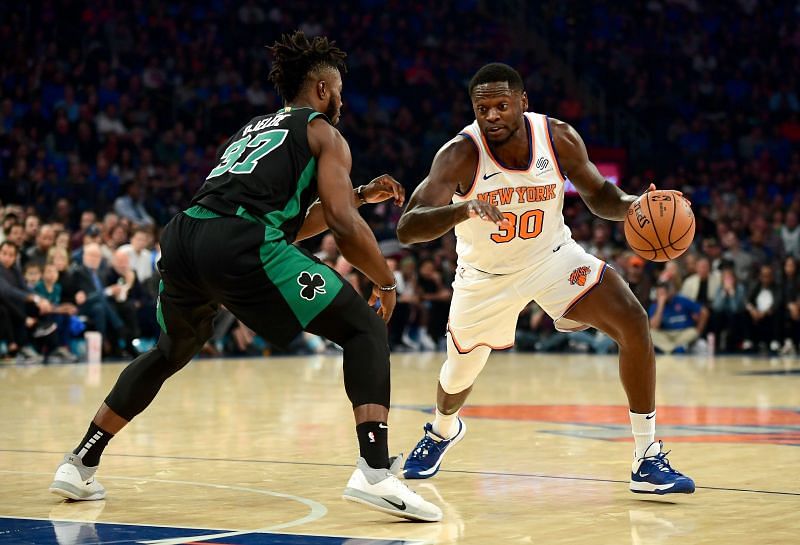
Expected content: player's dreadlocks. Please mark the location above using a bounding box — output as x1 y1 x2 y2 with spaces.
267 31 347 102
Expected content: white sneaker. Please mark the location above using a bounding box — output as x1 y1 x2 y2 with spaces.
49 454 106 501
343 457 442 522
419 331 437 351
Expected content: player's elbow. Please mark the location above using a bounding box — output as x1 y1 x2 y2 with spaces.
396 214 414 244
396 213 424 245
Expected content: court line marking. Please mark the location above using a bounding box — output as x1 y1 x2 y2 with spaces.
5 450 799 497
0 515 424 545
0 470 327 545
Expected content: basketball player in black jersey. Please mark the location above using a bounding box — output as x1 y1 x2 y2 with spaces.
49 31 441 522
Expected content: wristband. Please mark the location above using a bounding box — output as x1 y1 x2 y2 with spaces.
356 185 368 205
378 282 397 292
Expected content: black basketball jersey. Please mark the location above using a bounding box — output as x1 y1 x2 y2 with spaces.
192 106 329 242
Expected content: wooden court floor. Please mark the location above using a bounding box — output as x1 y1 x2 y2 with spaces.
1 351 798 544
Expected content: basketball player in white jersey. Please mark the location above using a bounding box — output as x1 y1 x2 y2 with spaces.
397 63 694 495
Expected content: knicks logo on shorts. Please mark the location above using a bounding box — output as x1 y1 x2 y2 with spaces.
297 272 326 300
568 266 591 286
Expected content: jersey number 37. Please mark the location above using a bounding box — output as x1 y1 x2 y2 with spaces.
206 129 289 180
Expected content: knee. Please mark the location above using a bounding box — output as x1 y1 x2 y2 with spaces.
610 300 650 345
440 341 490 394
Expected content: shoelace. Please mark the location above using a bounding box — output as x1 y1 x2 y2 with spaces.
639 449 683 475
385 474 421 498
410 433 440 460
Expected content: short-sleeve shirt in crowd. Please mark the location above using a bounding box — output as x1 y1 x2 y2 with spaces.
648 295 702 330
191 106 329 243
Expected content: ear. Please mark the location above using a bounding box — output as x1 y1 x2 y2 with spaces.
317 80 327 101
521 91 529 111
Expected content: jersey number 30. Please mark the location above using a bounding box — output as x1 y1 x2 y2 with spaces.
491 210 544 243
206 129 289 180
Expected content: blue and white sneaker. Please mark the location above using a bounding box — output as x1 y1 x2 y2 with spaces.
630 441 695 495
403 418 466 479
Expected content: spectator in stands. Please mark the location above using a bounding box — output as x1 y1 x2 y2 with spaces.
104 249 142 357
779 255 799 355
71 224 104 266
623 254 652 309
23 224 56 268
35 263 79 363
22 215 40 253
63 242 123 356
744 264 782 354
119 227 155 288
722 231 755 284
314 233 339 264
417 258 451 349
648 280 709 354
711 264 748 353
781 211 800 258
113 181 155 228
70 211 97 250
680 257 721 308
0 241 51 363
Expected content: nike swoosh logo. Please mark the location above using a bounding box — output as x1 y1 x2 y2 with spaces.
638 472 650 478
645 413 655 420
378 423 388 429
483 172 501 180
552 243 565 253
383 497 407 510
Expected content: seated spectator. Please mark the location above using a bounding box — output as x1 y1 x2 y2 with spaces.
35 263 79 363
0 241 52 363
71 224 106 267
314 233 339 264
23 224 55 268
104 248 146 356
711 265 748 353
680 257 721 308
744 264 782 354
119 226 156 290
781 255 800 355
113 181 155 228
781 211 799 259
722 231 755 285
623 254 652 309
648 280 709 354
417 258 452 349
63 242 124 356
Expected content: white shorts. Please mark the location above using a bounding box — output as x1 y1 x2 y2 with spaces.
447 240 607 353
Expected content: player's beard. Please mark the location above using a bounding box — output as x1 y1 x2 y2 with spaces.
325 101 340 125
485 124 519 147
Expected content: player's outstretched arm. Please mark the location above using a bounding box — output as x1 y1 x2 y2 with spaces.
296 174 405 242
397 138 507 244
550 118 636 221
308 118 397 320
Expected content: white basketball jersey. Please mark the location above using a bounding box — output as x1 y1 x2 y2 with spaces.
449 112 572 274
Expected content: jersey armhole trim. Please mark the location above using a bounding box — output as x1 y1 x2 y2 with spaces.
545 115 567 181
307 111 331 124
454 132 481 199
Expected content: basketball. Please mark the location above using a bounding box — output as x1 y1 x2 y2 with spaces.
624 190 695 262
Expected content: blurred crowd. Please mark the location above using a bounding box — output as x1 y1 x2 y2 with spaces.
0 1 798 362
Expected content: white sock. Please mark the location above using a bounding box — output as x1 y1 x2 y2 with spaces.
432 408 460 439
629 410 656 460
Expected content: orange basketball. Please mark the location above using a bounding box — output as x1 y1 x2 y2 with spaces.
624 190 695 262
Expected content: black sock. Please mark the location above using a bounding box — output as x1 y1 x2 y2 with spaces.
72 422 114 467
356 421 389 469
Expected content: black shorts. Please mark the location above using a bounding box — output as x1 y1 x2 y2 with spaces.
156 205 352 348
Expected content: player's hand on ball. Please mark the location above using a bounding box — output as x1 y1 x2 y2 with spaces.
363 174 405 206
644 182 691 205
369 284 396 323
466 200 511 227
